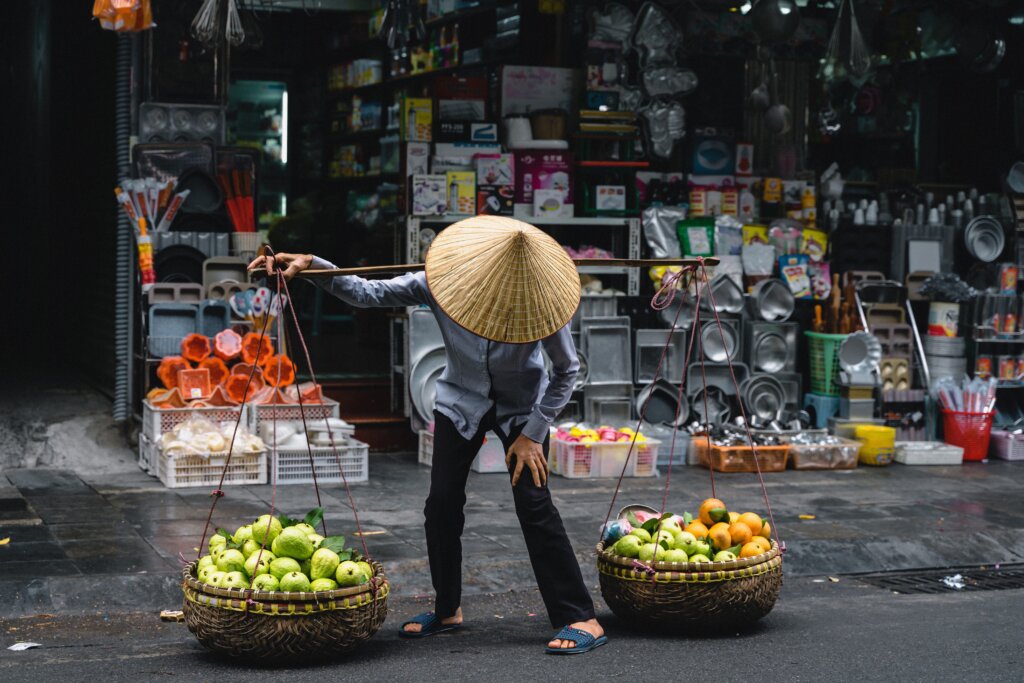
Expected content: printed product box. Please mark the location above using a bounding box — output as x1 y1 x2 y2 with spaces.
406 142 431 177
475 153 514 186
402 97 433 142
514 150 573 218
477 185 514 215
446 171 476 215
411 175 447 215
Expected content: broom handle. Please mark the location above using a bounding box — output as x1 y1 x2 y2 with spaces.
291 257 720 279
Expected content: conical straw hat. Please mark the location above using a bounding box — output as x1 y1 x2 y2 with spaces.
425 216 581 344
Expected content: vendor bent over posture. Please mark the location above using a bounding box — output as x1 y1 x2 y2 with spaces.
250 216 606 654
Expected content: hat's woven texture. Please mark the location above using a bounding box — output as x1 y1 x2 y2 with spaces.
425 216 581 343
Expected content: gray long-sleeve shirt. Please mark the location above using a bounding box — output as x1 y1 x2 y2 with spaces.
311 256 579 443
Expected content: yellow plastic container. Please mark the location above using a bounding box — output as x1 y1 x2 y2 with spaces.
855 425 896 466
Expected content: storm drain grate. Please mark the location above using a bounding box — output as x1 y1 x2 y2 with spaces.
857 565 1024 594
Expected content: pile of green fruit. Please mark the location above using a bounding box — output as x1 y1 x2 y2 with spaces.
196 508 375 593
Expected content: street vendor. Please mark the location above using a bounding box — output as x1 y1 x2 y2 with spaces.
249 215 606 655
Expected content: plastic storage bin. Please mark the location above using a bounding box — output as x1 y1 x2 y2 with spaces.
270 440 369 485
855 425 896 466
142 400 247 439
249 400 340 432
894 441 964 465
805 331 848 396
418 429 511 473
157 449 267 488
789 438 861 470
989 430 1024 460
692 439 789 473
941 410 994 462
595 440 659 478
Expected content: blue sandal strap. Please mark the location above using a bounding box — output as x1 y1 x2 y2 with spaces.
552 625 594 648
403 611 438 628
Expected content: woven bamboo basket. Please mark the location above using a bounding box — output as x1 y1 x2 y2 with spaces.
596 540 783 631
181 557 389 660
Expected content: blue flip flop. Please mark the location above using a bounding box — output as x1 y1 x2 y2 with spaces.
545 625 608 655
398 611 463 639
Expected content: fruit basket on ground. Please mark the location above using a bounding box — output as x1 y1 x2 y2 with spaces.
596 499 782 631
182 509 389 660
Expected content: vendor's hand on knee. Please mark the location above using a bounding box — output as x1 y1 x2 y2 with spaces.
506 434 548 487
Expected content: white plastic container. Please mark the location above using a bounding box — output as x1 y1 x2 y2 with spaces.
894 441 964 465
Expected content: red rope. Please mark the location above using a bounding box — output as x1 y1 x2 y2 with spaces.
274 258 373 562
599 266 695 534
698 262 784 553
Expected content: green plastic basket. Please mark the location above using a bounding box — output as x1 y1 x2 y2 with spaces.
805 331 849 396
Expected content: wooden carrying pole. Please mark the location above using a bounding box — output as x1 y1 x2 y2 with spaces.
293 258 720 279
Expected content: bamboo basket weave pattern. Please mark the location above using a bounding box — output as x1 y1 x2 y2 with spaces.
596 541 783 630
181 558 389 659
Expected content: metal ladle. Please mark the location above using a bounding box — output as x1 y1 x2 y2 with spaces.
764 59 791 135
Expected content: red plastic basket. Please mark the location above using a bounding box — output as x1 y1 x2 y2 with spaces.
941 410 994 462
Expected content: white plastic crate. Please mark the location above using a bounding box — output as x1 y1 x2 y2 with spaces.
138 434 157 474
249 400 340 432
156 448 267 488
473 434 508 474
895 441 964 465
418 430 434 467
554 439 660 478
989 431 1024 461
271 440 369 485
142 400 247 440
417 429 508 473
595 440 659 477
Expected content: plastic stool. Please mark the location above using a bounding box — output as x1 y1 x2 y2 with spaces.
804 392 840 429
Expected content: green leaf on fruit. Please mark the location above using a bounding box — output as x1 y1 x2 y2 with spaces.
626 511 640 527
660 512 672 520
727 544 742 555
641 518 660 533
303 507 324 530
683 512 693 525
320 535 347 555
277 513 298 528
337 550 353 562
216 528 243 549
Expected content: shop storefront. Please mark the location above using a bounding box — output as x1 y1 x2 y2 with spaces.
90 0 1024 489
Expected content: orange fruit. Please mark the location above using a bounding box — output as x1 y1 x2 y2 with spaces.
728 521 753 546
708 522 731 551
699 498 729 526
749 536 771 553
739 542 764 558
728 511 740 524
685 521 709 539
738 512 763 536
759 521 772 539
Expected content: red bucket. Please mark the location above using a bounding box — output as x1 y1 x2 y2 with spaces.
941 410 994 462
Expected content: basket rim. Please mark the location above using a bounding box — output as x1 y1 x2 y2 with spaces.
183 556 388 604
597 538 779 573
598 553 782 584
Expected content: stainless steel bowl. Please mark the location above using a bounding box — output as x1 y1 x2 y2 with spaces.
964 216 1005 263
636 379 689 427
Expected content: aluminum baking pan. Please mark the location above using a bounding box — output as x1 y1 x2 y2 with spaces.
635 328 688 383
686 362 750 397
700 319 740 362
636 379 689 427
584 325 632 384
750 278 795 322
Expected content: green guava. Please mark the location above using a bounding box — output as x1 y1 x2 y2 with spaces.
215 549 246 574
251 514 283 545
271 527 314 560
252 574 279 591
310 578 338 592
268 557 302 580
310 548 340 581
279 571 311 592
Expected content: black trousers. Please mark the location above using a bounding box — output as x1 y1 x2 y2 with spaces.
425 409 596 628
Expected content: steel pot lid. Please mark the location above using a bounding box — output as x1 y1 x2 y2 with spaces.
838 331 882 374
753 332 788 373
701 321 738 362
700 275 745 314
751 278 795 322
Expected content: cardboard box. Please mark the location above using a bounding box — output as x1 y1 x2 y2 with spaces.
411 175 447 215
596 185 626 211
402 97 433 142
533 188 567 216
500 65 577 116
477 185 514 215
514 150 573 217
406 142 431 177
437 121 499 143
434 142 501 158
475 153 514 186
446 171 476 215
